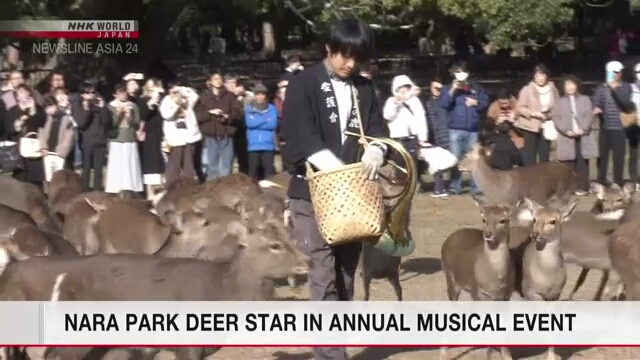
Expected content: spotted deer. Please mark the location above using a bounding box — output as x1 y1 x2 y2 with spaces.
516 198 577 360
440 195 515 360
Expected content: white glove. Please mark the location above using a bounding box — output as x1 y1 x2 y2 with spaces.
361 145 384 180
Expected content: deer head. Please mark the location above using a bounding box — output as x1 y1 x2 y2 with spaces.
473 195 511 249
520 198 577 246
591 182 637 220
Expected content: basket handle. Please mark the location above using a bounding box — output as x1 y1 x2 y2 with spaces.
23 132 38 138
350 87 368 148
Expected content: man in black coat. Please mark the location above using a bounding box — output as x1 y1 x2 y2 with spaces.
281 19 389 360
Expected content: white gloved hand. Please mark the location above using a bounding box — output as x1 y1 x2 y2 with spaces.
361 145 384 180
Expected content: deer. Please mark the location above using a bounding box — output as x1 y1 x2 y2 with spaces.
440 195 515 360
608 189 640 300
558 182 634 301
515 198 577 360
513 182 633 301
458 144 576 206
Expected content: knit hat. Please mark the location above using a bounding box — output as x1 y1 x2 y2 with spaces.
252 83 268 94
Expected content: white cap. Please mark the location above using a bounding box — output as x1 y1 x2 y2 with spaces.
634 63 640 73
606 61 624 73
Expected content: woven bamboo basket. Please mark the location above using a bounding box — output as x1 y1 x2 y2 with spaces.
305 162 385 245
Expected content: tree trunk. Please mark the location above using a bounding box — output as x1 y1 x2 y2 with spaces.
262 22 276 58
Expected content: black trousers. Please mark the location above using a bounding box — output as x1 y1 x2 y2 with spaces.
520 129 550 165
233 128 249 175
248 150 275 181
81 144 106 191
561 139 590 192
627 126 640 183
290 199 360 360
598 128 626 186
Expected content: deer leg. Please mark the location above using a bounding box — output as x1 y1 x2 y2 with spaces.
439 347 449 360
387 273 403 301
363 273 372 301
499 346 513 360
567 268 590 300
592 270 610 301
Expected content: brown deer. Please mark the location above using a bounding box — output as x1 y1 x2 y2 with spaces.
515 198 577 360
440 195 515 360
561 182 633 300
458 144 576 206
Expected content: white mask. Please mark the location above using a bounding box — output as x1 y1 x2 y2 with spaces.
636 73 640 82
454 72 469 82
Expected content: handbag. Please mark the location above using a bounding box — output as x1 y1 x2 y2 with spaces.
542 120 558 141
620 111 638 128
19 132 42 158
0 141 21 172
418 146 458 175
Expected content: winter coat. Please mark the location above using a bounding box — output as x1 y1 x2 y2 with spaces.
438 79 489 132
552 94 598 161
245 101 278 152
516 81 560 133
383 75 428 142
160 86 202 147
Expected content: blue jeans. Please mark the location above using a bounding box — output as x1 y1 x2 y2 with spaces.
73 130 82 168
449 129 478 194
205 136 234 180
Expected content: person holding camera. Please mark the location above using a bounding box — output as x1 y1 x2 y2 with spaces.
105 83 142 194
438 60 489 195
4 84 46 186
76 80 109 191
160 80 202 184
195 71 242 180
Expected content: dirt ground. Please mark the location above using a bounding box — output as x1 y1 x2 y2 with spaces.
197 185 637 360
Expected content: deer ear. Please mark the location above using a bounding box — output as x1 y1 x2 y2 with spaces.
622 182 636 199
561 201 578 222
590 182 605 200
520 198 541 212
471 194 485 208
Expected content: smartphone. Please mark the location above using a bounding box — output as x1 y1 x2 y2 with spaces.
606 70 614 83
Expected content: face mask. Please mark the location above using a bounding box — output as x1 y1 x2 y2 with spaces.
454 72 469 82
635 72 640 82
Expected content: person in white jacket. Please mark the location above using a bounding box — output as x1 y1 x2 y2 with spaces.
159 80 202 185
383 74 428 189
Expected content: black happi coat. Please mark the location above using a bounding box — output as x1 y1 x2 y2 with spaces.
281 63 389 201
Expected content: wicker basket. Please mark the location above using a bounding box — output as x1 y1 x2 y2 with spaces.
306 162 385 245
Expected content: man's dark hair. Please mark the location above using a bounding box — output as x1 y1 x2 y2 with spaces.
325 18 375 62
223 72 238 82
81 79 97 93
564 74 581 92
496 89 511 100
431 76 443 84
52 86 67 95
114 82 126 93
43 96 57 107
166 79 180 89
533 63 549 76
50 70 64 79
15 83 31 94
286 54 301 64
450 59 468 73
